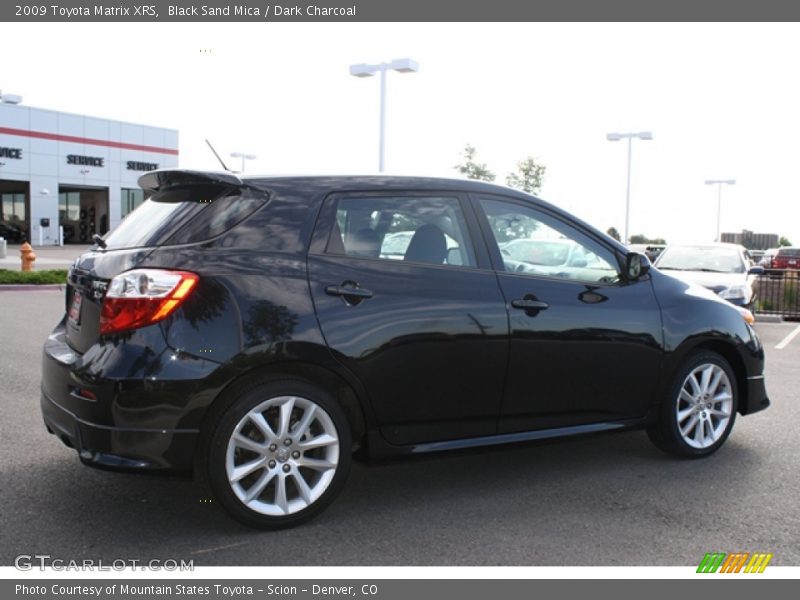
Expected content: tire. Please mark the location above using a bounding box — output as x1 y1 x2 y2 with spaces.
647 351 738 458
203 378 352 529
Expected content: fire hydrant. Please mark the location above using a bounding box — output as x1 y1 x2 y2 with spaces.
20 241 36 272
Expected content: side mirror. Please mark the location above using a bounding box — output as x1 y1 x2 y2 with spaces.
748 265 765 275
625 252 650 281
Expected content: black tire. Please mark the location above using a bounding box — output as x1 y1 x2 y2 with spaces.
647 351 738 458
201 377 352 529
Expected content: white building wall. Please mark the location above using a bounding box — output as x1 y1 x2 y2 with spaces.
0 103 178 246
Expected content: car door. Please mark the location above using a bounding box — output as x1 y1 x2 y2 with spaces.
307 191 509 446
472 194 664 433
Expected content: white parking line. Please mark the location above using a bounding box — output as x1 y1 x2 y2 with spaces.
775 324 800 350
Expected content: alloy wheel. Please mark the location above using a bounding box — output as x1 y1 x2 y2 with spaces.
225 395 340 516
675 363 733 450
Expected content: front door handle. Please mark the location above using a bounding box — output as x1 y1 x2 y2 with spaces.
511 298 549 311
325 281 374 305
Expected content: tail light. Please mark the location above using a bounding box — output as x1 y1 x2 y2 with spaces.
100 269 199 335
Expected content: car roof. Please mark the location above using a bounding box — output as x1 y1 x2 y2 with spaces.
139 169 632 257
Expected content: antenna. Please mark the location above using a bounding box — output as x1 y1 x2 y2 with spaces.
205 139 231 172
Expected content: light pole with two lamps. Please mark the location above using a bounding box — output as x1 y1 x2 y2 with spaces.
230 152 257 174
606 131 653 244
349 58 419 172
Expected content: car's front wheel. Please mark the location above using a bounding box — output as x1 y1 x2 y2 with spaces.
205 378 352 529
647 351 738 458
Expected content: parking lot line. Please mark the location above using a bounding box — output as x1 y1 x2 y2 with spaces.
775 324 800 350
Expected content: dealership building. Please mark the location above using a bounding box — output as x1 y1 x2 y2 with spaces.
0 99 178 245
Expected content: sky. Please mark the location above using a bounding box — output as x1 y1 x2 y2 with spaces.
3 22 800 246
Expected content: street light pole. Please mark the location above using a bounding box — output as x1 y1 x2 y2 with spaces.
606 131 653 244
705 179 736 242
230 152 256 173
350 58 419 173
379 66 387 173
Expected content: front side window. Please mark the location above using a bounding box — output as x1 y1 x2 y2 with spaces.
479 197 620 284
327 195 476 268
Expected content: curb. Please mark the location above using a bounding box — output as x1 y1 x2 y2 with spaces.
755 314 784 323
0 284 65 292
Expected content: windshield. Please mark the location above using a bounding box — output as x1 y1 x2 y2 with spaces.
656 246 745 273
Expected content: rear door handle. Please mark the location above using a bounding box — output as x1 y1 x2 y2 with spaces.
326 285 374 299
325 281 374 305
511 298 549 310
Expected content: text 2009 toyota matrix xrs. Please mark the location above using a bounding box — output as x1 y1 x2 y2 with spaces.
41 171 769 528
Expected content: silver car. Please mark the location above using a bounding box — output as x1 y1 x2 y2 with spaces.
654 243 764 309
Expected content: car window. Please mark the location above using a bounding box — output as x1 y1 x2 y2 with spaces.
479 197 620 284
327 195 476 268
103 185 267 249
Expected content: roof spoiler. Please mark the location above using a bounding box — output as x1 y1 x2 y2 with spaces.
138 169 244 195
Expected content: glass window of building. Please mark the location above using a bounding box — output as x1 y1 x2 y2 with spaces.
121 188 145 218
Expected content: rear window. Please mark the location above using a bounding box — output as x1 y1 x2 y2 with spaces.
102 185 267 249
777 248 800 257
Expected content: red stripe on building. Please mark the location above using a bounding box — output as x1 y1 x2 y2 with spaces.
0 126 179 155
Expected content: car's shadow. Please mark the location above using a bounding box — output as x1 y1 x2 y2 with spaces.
1 429 763 565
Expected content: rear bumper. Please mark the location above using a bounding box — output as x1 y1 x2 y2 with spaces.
41 386 197 471
40 324 206 473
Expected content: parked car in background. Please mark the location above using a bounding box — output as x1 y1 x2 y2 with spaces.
759 248 780 268
772 247 800 270
654 243 764 310
41 172 769 529
0 221 25 242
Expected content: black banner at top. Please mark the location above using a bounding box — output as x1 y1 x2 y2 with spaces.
2 0 800 22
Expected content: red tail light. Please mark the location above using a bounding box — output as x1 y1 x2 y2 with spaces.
100 269 199 335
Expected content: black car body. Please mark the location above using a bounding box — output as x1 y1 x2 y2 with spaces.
41 171 769 528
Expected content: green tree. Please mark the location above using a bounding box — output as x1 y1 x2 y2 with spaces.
606 227 621 241
779 236 792 247
506 156 546 194
454 144 495 182
630 234 666 245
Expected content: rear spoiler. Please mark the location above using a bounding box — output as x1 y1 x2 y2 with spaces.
138 169 244 195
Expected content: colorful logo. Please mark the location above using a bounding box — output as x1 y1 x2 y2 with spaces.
697 552 773 573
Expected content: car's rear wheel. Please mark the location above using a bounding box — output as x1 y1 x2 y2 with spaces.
647 351 738 458
205 378 352 529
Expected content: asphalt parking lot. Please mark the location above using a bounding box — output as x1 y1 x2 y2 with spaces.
1 288 798 566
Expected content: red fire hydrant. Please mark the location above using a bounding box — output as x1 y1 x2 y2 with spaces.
20 241 36 272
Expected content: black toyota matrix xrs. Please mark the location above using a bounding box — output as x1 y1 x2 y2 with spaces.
41 170 769 528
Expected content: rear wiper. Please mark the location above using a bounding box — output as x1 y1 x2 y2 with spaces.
694 268 726 273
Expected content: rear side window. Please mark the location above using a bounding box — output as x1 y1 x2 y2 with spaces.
326 195 477 268
103 185 267 249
